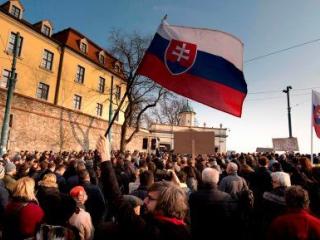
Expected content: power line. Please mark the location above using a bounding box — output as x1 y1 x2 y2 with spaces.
245 37 320 63
248 86 320 95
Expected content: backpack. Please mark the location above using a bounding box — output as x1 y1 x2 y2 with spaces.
238 188 254 209
237 177 254 210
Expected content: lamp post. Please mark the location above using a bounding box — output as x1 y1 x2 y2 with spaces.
283 86 293 138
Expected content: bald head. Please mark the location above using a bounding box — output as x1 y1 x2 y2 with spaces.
226 162 238 175
202 168 219 185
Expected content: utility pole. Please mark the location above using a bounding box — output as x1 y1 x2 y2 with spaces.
283 86 293 138
0 32 20 155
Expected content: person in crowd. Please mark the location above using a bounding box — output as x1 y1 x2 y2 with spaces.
308 167 320 217
260 172 291 238
219 162 248 198
37 173 72 226
0 165 9 225
182 165 198 192
131 170 154 200
3 161 17 194
189 167 238 239
129 168 140 193
55 164 68 193
97 136 191 240
3 177 44 240
79 169 106 226
267 185 320 240
250 155 273 229
69 185 94 240
67 161 86 190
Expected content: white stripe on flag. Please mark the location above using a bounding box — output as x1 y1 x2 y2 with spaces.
157 22 244 70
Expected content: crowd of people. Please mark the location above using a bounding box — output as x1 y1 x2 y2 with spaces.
0 136 320 239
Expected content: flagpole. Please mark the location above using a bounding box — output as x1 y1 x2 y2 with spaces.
104 17 164 138
311 90 314 165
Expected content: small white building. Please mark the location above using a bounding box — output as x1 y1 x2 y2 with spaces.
142 103 228 153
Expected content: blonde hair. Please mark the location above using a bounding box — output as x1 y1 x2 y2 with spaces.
12 177 37 201
149 181 188 219
38 173 58 188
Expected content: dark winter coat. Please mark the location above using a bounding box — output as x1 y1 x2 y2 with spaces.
36 185 74 225
0 179 9 224
81 180 106 225
189 183 238 240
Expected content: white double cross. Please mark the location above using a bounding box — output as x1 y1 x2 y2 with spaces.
172 43 190 62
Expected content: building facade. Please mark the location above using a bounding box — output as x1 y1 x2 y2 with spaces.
141 103 228 153
0 0 133 152
0 0 126 123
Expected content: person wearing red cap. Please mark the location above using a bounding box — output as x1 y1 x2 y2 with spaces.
69 185 94 240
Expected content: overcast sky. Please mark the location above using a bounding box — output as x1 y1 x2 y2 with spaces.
19 0 320 153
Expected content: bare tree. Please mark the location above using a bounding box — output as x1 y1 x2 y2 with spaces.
108 30 167 152
151 95 186 126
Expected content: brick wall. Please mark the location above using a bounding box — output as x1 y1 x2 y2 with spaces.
0 89 146 152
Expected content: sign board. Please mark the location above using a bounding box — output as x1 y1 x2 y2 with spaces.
272 137 299 152
174 130 215 154
256 147 274 153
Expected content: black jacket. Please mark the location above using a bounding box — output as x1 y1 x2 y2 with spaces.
189 183 238 240
81 180 106 225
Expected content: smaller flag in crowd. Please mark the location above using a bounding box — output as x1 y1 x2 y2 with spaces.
312 90 320 138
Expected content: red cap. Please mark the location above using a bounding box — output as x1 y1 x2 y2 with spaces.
70 186 85 198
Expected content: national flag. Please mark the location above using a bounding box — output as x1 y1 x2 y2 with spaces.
136 21 247 117
312 90 320 138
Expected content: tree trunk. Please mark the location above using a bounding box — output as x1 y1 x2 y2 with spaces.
120 121 128 152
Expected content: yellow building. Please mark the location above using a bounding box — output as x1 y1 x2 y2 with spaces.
0 0 126 123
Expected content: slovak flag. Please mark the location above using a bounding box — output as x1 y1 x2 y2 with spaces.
136 21 247 117
312 90 320 138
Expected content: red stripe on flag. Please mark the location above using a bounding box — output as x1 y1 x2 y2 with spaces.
137 53 246 117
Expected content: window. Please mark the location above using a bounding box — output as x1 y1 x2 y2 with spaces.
115 85 121 101
80 42 87 53
41 25 51 36
142 138 148 149
1 70 11 88
98 77 105 93
99 54 105 65
41 49 54 71
75 65 85 84
10 5 21 18
96 103 103 116
7 32 23 56
114 62 121 73
36 82 49 100
73 95 82 110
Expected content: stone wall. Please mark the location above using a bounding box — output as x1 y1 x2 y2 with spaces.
0 88 146 152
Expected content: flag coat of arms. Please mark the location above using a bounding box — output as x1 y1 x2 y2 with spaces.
312 90 320 138
137 21 247 117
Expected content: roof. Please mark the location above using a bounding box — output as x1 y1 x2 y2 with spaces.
179 101 195 114
52 28 125 79
0 1 125 80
